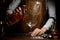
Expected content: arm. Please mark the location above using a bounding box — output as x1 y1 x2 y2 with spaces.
43 0 56 30
6 0 21 14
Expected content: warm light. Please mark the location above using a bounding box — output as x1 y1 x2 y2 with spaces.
36 1 41 4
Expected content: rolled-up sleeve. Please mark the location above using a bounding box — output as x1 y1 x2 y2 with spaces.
43 0 56 30
7 0 21 14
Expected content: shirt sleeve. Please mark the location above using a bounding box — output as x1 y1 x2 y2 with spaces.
43 0 56 30
6 0 21 14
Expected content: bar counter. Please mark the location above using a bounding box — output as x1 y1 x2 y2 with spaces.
3 37 59 40
2 33 59 40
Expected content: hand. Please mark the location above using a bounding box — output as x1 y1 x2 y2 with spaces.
14 7 23 16
31 27 47 36
5 7 23 25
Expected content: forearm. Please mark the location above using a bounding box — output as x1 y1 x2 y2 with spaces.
43 18 54 30
7 0 21 14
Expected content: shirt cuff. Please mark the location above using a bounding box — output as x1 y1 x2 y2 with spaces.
6 9 13 14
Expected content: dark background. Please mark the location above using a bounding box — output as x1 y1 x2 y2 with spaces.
56 0 60 36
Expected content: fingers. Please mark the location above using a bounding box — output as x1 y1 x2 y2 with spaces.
18 7 22 11
13 7 22 15
31 27 47 37
15 7 22 13
16 9 20 13
15 7 22 12
18 7 23 15
31 28 41 36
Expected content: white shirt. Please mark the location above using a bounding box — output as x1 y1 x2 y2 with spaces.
6 0 56 30
43 0 56 30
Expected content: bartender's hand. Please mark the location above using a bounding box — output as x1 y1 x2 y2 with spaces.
31 27 47 36
6 7 23 25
